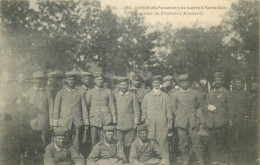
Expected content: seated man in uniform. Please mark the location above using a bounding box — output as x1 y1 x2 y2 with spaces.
44 127 85 165
87 125 126 165
129 125 169 165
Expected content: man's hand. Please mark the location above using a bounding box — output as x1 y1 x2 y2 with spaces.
85 125 89 131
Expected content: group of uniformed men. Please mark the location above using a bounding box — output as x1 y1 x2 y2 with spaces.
0 69 258 165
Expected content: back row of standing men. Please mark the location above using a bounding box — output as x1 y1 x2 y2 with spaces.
0 70 258 165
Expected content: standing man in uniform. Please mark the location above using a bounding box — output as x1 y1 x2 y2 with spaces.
87 126 126 165
204 72 234 165
79 72 93 96
114 77 141 158
162 75 181 163
79 71 93 156
44 127 85 165
53 71 89 152
172 74 204 165
231 75 252 162
130 75 147 107
25 71 53 162
86 72 117 147
141 75 173 165
46 70 64 126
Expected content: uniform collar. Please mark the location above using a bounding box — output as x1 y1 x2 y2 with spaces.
54 143 67 152
120 91 129 96
103 140 116 148
152 88 161 96
138 138 149 146
180 88 191 93
95 86 104 91
65 86 76 92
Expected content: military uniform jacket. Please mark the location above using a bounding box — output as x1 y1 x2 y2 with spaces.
231 90 251 123
44 143 85 165
172 88 203 129
129 138 169 164
114 91 140 130
130 87 148 105
26 86 53 130
86 87 116 127
141 90 173 146
87 139 126 164
204 87 235 128
53 87 89 129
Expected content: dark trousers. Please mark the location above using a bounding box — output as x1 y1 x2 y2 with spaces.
116 129 136 147
205 125 229 163
178 126 204 162
91 126 102 148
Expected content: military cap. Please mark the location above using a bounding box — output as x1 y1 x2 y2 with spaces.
119 77 129 83
163 75 173 82
81 72 92 78
65 71 78 79
93 72 104 78
32 71 46 79
132 75 142 81
213 72 225 79
151 75 162 82
53 127 68 136
47 70 64 78
103 125 115 132
137 124 148 132
178 74 189 82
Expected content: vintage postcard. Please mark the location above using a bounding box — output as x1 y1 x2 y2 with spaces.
0 0 258 164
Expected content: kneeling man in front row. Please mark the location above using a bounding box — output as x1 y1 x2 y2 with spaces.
129 125 170 165
44 127 85 165
87 126 127 165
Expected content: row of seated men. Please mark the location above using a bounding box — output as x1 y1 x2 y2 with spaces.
45 124 167 165
0 69 258 165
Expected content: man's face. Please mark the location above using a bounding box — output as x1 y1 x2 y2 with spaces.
152 80 161 89
34 78 45 88
164 80 172 88
119 82 128 93
48 77 57 86
95 77 104 87
133 80 141 88
104 131 114 143
214 78 224 89
138 130 148 142
234 80 243 91
82 77 91 86
180 80 190 90
66 78 75 88
54 136 68 148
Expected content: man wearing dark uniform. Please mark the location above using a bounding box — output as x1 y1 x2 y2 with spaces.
44 127 85 165
87 126 126 165
129 125 170 165
53 71 89 152
114 77 140 158
130 75 147 107
86 72 117 147
204 72 235 165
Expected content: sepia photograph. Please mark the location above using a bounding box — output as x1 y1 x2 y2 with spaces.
0 0 259 164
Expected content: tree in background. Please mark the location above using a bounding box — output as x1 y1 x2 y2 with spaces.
222 0 259 81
